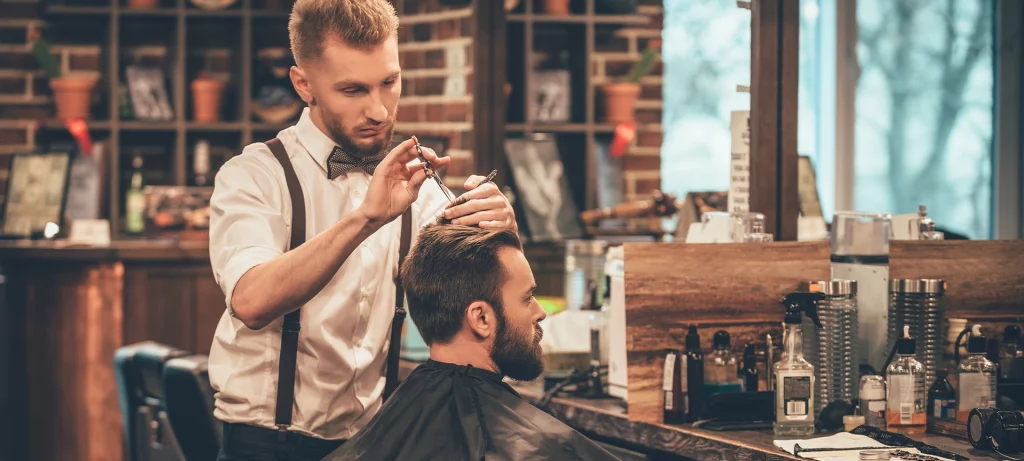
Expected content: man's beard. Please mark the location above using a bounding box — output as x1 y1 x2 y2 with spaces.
491 306 544 382
325 116 395 159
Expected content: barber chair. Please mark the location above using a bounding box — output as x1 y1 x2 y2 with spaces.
163 354 221 460
114 341 190 461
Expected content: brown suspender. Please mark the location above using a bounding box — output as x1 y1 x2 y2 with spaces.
264 138 412 439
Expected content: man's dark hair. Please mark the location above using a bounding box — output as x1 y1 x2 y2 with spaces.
401 224 523 345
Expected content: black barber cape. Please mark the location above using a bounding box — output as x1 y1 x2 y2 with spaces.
322 359 621 461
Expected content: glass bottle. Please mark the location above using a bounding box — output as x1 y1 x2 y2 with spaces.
742 343 759 392
886 326 926 434
124 156 146 235
859 375 887 429
957 325 997 422
1002 325 1023 382
684 325 704 422
705 330 741 402
774 293 818 436
927 370 956 421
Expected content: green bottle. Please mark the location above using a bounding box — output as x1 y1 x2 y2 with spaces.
125 156 146 235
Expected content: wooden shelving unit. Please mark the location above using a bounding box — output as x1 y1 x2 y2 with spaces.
502 0 649 213
40 0 297 235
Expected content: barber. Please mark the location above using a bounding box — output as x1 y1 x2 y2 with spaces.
206 0 515 460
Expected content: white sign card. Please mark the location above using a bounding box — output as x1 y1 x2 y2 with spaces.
728 110 751 213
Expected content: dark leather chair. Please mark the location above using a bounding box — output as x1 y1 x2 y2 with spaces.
163 354 221 461
114 341 190 461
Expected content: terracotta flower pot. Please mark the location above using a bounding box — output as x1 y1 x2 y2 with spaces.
544 0 570 15
191 77 225 122
128 0 159 9
600 82 640 123
50 77 97 120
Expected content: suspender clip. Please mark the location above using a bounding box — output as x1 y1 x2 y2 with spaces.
282 320 301 333
276 424 289 442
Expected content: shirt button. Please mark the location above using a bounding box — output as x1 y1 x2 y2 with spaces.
354 189 362 198
355 339 363 347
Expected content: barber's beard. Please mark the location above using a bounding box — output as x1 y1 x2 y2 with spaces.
325 115 396 160
491 308 544 382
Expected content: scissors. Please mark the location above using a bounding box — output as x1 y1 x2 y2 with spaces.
414 136 497 204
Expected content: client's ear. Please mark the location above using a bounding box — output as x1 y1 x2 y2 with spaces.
465 301 498 340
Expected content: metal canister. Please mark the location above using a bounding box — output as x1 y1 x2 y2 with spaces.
887 279 946 388
563 240 608 311
803 280 859 417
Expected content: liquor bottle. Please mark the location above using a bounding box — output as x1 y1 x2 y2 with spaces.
192 139 211 186
886 326 927 434
124 156 146 235
774 292 822 436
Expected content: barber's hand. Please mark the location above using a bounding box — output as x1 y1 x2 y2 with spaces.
358 137 449 225
442 175 517 230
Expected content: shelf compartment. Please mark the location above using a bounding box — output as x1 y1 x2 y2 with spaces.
185 16 244 123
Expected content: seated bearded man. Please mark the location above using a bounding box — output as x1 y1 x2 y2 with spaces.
323 224 620 461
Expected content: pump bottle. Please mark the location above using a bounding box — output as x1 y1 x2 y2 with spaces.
957 324 997 422
773 291 823 436
886 326 926 434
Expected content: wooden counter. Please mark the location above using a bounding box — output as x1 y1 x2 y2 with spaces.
0 239 223 461
0 238 211 261
397 359 999 461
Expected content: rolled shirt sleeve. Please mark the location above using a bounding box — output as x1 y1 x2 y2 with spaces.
208 149 290 313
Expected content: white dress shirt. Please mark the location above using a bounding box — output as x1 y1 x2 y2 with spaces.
207 107 448 440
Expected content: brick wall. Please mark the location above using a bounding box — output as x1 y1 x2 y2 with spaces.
0 0 664 217
391 0 474 190
591 1 664 202
0 2 103 200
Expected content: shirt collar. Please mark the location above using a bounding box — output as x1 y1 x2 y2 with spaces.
294 107 336 175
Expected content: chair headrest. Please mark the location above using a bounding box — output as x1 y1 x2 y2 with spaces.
115 341 190 404
164 354 221 459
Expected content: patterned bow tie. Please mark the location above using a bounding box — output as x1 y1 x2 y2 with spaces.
326 146 387 179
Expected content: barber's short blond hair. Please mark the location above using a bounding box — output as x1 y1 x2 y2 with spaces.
288 0 399 64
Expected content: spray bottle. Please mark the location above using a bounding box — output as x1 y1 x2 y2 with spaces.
773 291 824 436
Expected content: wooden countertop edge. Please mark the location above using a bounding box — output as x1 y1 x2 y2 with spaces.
0 240 211 262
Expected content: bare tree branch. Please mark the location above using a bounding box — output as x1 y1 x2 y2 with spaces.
911 0 991 210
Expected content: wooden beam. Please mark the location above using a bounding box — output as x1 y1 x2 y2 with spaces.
749 0 800 241
472 0 506 182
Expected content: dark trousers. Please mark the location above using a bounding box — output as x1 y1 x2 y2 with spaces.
217 422 345 461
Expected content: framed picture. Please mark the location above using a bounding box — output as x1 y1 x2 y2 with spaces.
126 65 174 121
528 70 572 122
0 151 73 238
505 135 583 242
798 155 824 218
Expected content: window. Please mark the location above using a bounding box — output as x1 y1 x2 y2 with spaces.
660 0 750 201
661 0 997 240
855 0 994 239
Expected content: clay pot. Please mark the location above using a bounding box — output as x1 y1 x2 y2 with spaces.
50 77 97 120
544 0 570 15
600 82 640 123
191 77 225 122
127 0 159 9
